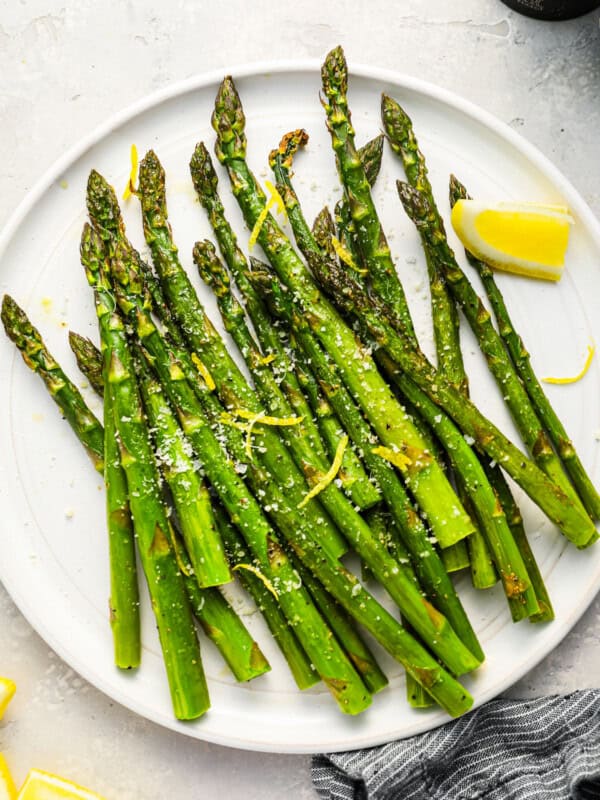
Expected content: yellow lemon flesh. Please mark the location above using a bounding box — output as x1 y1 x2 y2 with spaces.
451 199 573 281
16 770 106 800
0 754 17 800
0 679 16 721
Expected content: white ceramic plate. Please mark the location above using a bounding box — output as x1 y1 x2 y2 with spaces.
1 61 599 754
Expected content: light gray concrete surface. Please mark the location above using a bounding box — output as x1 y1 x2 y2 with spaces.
1 1 600 797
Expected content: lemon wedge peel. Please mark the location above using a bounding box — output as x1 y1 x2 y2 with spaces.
542 345 595 385
451 199 573 282
297 435 348 509
122 144 139 201
0 754 17 800
17 768 106 800
0 678 16 720
248 181 286 251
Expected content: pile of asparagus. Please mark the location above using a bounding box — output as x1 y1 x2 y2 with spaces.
3 46 599 723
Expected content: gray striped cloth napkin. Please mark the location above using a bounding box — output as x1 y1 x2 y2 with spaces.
312 690 600 799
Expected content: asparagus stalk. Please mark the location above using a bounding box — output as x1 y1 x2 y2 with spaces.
2 296 141 669
80 224 210 720
381 94 539 588
374 349 538 620
450 174 600 522
363 507 433 707
212 503 318 690
185 581 270 683
69 332 104 396
194 240 482 672
105 238 372 715
377 97 477 575
86 171 191 358
211 74 475 550
70 330 274 679
189 141 379 511
244 263 485 660
2 296 105 471
100 342 142 668
135 356 231 588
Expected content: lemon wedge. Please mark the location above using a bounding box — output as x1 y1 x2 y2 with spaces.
0 678 16 720
451 199 573 281
16 770 106 800
0 754 17 800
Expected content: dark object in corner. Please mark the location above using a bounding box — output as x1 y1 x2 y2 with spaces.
500 0 600 19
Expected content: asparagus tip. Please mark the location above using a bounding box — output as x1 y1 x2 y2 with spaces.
189 141 218 198
212 75 247 163
449 174 469 208
268 129 309 170
322 45 347 91
138 148 166 211
1 294 24 341
86 170 122 233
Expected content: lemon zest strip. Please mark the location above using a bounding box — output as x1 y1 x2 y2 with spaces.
298 435 348 509
233 564 279 599
239 410 303 461
219 408 303 460
122 144 139 200
218 412 249 432
259 353 276 366
373 445 413 471
191 352 216 391
232 408 303 427
248 181 286 251
243 411 265 460
542 345 595 385
331 236 368 275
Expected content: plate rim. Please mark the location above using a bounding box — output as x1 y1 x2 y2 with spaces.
1 58 600 754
